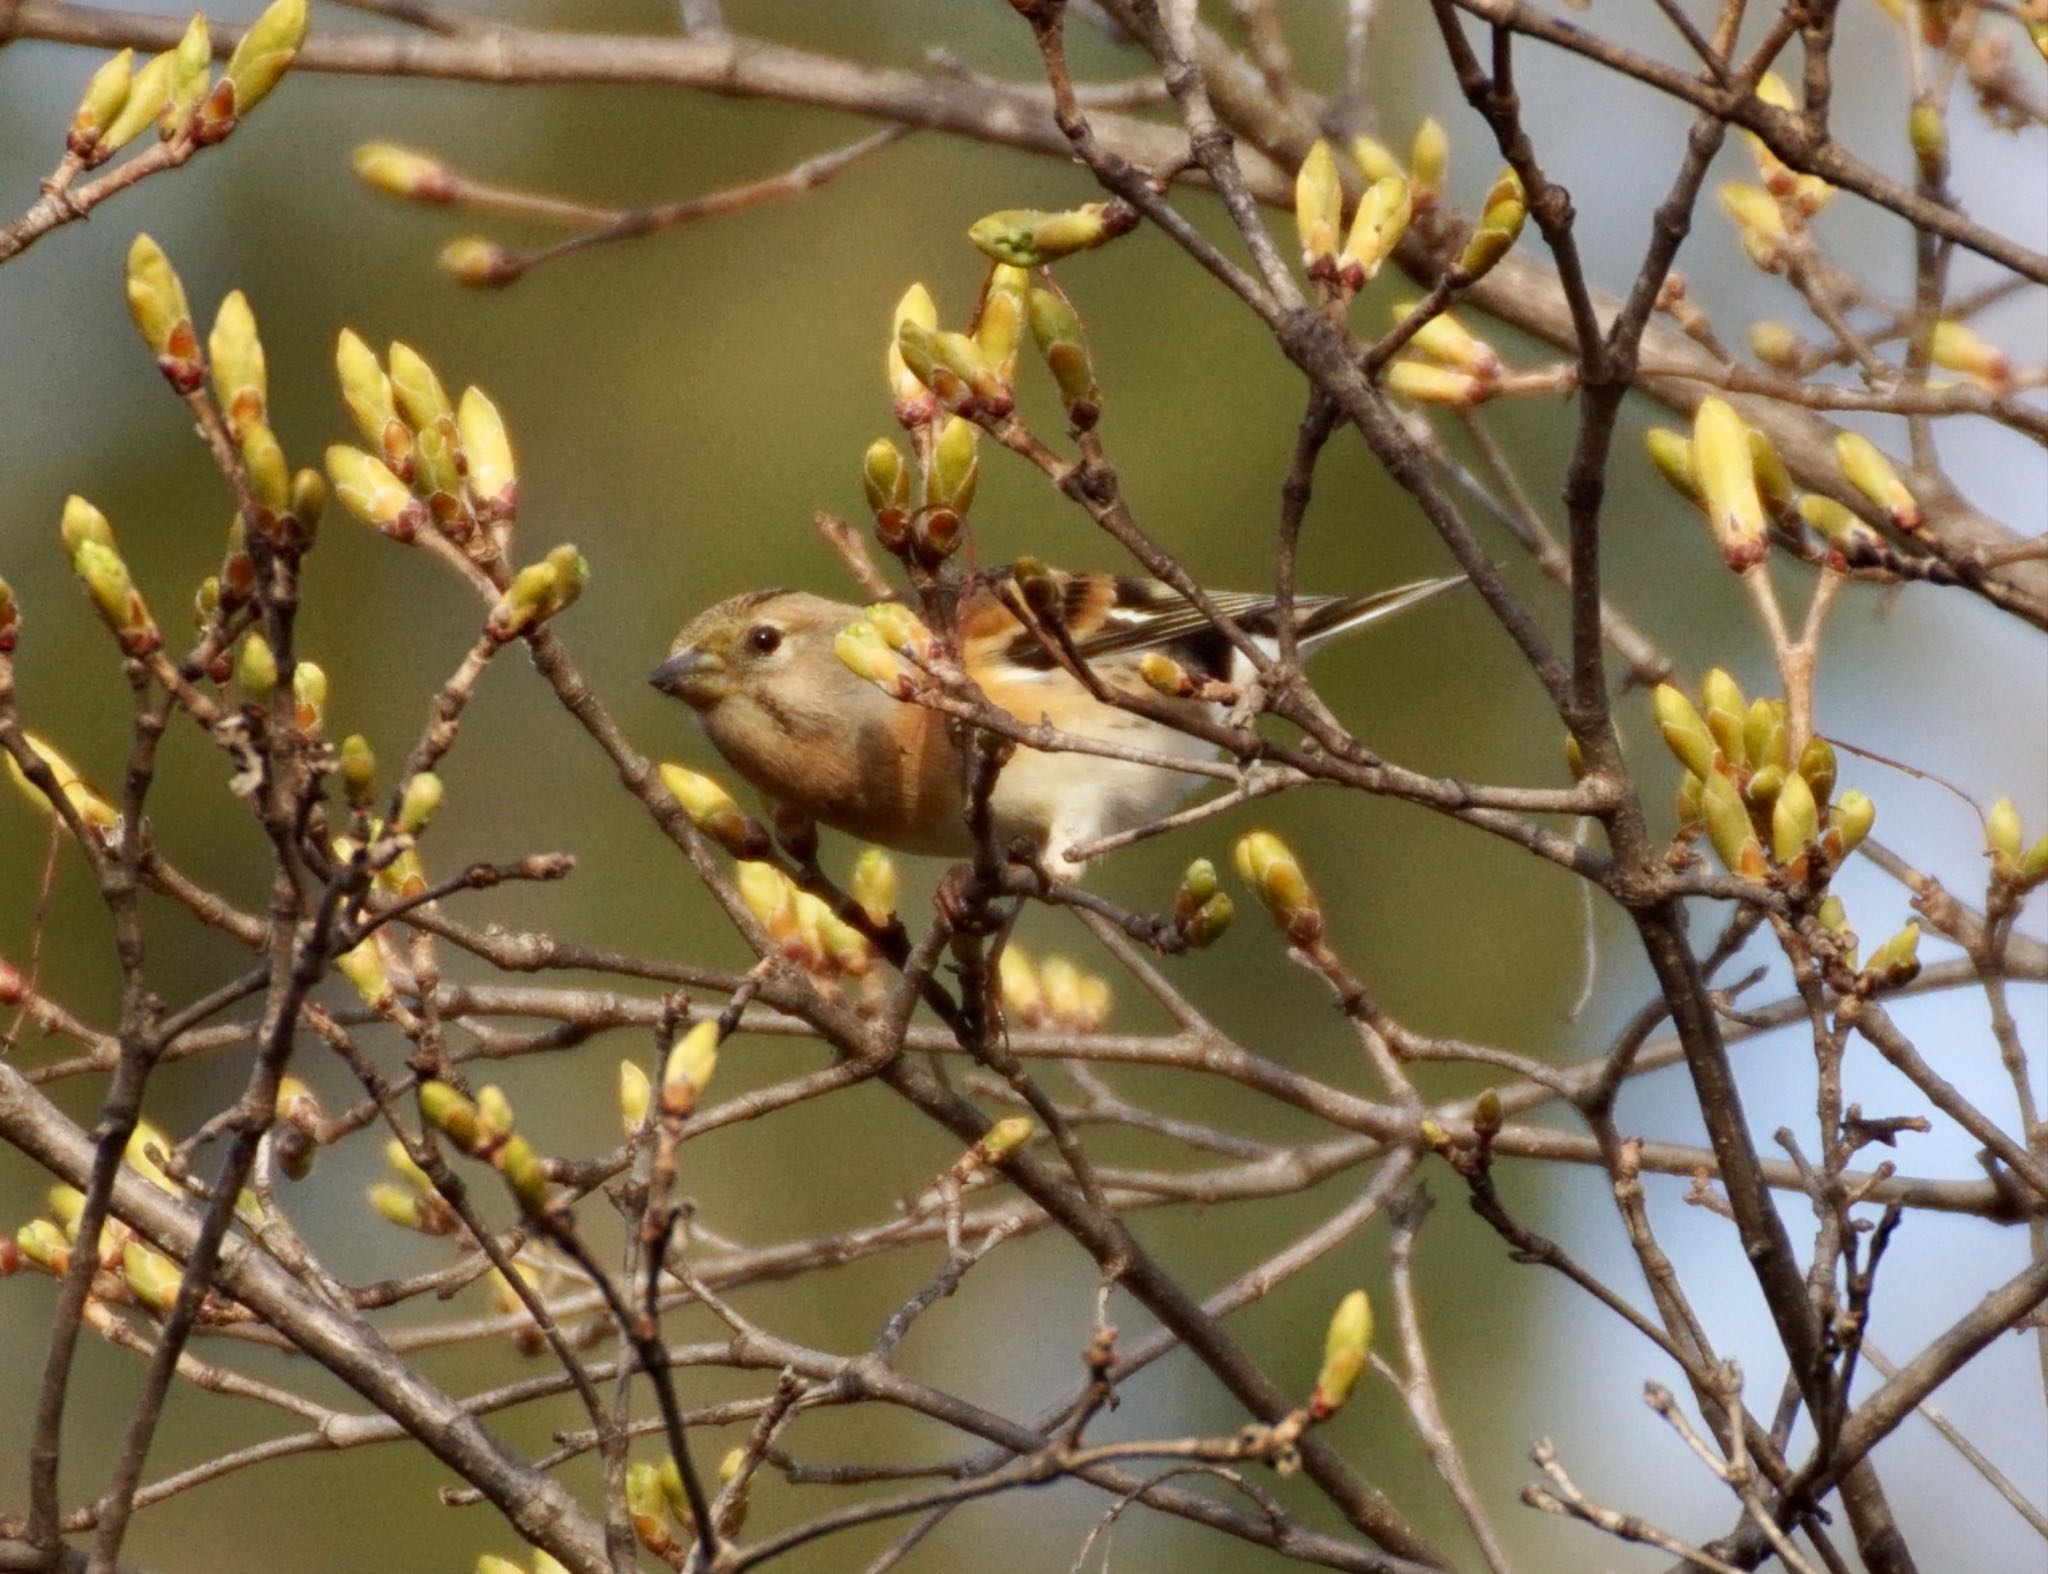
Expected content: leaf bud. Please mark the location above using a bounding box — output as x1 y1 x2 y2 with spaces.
834 619 914 696
1651 684 1717 781
1826 788 1876 858
886 282 940 425
1409 117 1448 206
974 264 1029 378
1744 697 1788 773
1797 736 1836 808
1396 301 1500 377
997 944 1042 1025
1746 320 1804 370
164 14 212 135
70 49 135 157
1798 494 1886 563
352 141 455 201
397 771 444 834
1340 176 1411 288
495 1134 549 1213
125 234 202 391
458 387 518 519
207 290 267 441
1772 768 1819 866
660 1019 720 1118
1644 428 1702 505
1701 768 1764 878
1986 797 2023 876
387 340 453 432
1183 891 1234 948
338 733 376 806
439 236 515 288
862 438 912 535
335 330 412 477
1309 1290 1373 1420
1693 396 1767 570
240 420 290 515
1026 283 1101 428
1351 135 1403 184
618 1059 652 1135
1384 360 1486 406
627 1462 675 1554
5 733 119 836
60 494 116 557
1834 432 1921 531
1864 921 1921 986
657 763 765 858
1233 830 1323 945
967 200 1137 267
850 847 898 926
419 1082 481 1152
224 0 308 118
123 1241 184 1314
1456 167 1525 279
1293 139 1344 276
1929 320 2013 394
235 630 278 703
326 445 425 542
335 937 392 1008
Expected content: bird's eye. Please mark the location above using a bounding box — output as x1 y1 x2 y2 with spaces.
746 624 783 656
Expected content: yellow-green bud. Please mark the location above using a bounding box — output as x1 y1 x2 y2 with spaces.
1746 320 1803 370
71 49 135 155
72 540 158 655
966 201 1136 267
1026 283 1100 427
661 1019 719 1117
2018 835 2048 888
1385 359 1486 406
495 1134 549 1213
352 141 455 201
1310 1289 1373 1419
387 340 452 432
397 771 443 834
1797 736 1836 808
1039 955 1083 1025
865 601 936 660
123 1241 184 1315
16 1219 70 1274
235 630 278 702
1651 684 1717 780
1645 428 1702 504
338 733 376 806
1744 697 1788 772
851 847 898 926
164 14 212 133
1456 167 1526 279
997 945 1042 1024
474 1085 516 1149
458 387 517 517
224 0 307 118
1410 117 1448 204
1930 320 2012 394
420 1082 480 1152
335 328 411 477
1772 768 1819 865
975 264 1030 377
618 1060 652 1134
1351 134 1403 184
439 237 514 288
1693 397 1767 570
1138 650 1193 697
1986 797 2024 876
1745 764 1785 808
125 234 202 391
1908 101 1947 170
368 1179 429 1228
1748 428 1796 523
5 733 119 835
1834 431 1921 531
240 420 290 514
335 937 392 1008
475 1557 525 1574
887 281 939 424
1798 493 1886 562
627 1462 675 1553
1340 176 1411 288
834 619 913 695
1293 139 1344 275
1701 767 1764 877
736 860 798 948
208 290 267 440
1397 302 1500 377
1827 788 1876 858
1233 830 1323 945
1183 891 1234 948
326 445 424 542
60 494 116 557
1864 921 1921 986
102 49 175 150
862 438 911 532
976 1117 1035 1164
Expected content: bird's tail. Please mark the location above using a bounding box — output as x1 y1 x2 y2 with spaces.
1295 573 1467 650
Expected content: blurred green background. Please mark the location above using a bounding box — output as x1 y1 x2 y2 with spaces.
2 4 2042 1571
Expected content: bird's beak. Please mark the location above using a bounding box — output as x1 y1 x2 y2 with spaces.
649 646 724 707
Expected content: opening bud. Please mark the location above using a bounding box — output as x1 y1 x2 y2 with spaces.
102 50 175 150
1771 768 1819 866
1233 830 1322 944
1644 428 1702 505
966 200 1136 267
1409 117 1448 206
224 0 308 119
71 49 136 158
1396 301 1499 377
886 282 939 424
1651 685 1717 781
1340 176 1411 288
458 387 518 518
327 445 425 542
1456 167 1525 279
1826 788 1876 859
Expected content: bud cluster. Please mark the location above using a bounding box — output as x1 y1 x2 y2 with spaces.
419 1082 552 1214
997 945 1113 1033
1654 671 1872 885
735 861 883 1006
329 336 520 549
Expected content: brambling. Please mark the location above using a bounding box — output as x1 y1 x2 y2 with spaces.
649 566 1460 878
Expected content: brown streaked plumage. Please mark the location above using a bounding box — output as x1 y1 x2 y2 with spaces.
650 566 1462 875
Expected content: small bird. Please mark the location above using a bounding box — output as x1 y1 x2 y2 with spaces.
649 566 1460 878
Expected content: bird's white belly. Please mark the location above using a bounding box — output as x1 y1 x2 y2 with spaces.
988 710 1220 874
